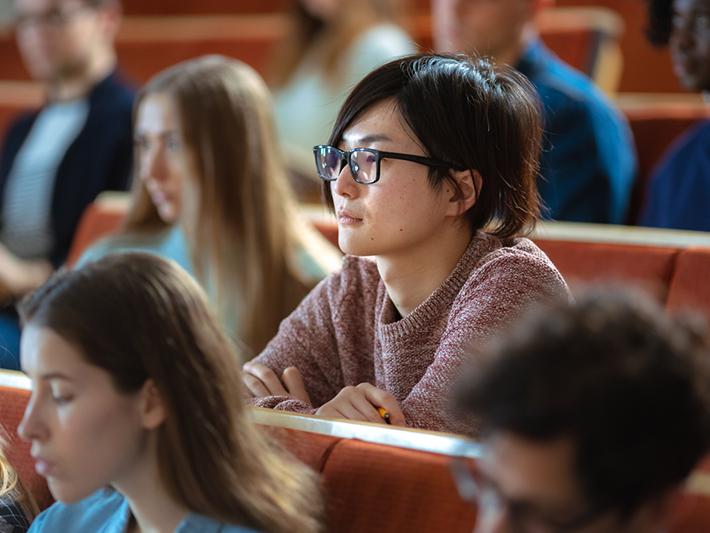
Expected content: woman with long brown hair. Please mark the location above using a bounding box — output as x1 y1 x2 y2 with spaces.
80 55 341 358
271 0 415 178
19 253 322 533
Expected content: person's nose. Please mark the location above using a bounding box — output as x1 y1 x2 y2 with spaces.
17 393 48 443
140 145 168 186
331 156 361 200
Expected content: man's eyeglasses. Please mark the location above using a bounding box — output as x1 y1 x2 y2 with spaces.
313 145 458 185
449 457 611 533
15 4 91 30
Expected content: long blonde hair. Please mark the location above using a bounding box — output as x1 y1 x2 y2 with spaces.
20 253 323 533
0 430 37 521
270 0 403 87
123 56 337 357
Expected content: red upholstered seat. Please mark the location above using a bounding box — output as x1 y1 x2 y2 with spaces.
533 239 679 302
666 247 710 324
65 194 129 267
322 439 477 533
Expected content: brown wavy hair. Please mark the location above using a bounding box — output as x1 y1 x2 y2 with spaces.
19 253 322 533
120 55 339 357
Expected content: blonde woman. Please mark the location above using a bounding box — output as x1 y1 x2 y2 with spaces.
1 431 34 532
270 0 415 176
80 56 341 358
21 253 322 533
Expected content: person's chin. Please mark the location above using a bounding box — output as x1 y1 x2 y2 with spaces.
48 478 97 504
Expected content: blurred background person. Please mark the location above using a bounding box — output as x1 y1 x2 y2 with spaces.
270 0 415 198
433 0 636 224
0 0 134 369
639 0 710 231
454 290 710 533
19 253 322 533
80 56 341 359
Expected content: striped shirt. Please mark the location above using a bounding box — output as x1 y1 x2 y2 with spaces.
0 99 89 260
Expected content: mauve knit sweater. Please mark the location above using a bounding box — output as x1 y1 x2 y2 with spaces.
251 232 570 434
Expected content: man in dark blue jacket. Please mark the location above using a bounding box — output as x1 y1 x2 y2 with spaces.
0 0 134 368
433 0 636 224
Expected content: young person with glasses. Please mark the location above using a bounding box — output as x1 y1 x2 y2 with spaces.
452 290 710 532
19 253 322 533
242 53 570 434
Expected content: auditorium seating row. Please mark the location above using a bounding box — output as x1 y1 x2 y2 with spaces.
1 369 708 531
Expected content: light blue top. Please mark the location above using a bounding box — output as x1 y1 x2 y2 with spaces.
1 98 89 259
76 226 192 274
29 489 259 533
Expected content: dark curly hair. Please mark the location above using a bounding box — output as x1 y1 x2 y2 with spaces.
455 288 710 520
646 0 674 46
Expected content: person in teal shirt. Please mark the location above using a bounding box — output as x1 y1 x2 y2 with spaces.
79 55 342 359
20 253 322 533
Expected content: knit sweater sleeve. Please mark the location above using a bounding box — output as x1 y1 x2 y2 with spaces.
247 265 350 414
401 249 569 434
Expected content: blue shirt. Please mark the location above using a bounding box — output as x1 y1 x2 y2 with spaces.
76 226 192 274
639 120 710 231
517 40 637 223
29 489 260 533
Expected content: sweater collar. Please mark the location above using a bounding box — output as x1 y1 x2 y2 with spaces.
377 232 497 340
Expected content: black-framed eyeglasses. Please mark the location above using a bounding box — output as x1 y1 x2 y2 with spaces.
313 144 459 185
449 457 612 533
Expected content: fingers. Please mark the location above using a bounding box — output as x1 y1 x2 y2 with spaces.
241 371 269 398
315 384 405 425
357 383 407 427
242 362 289 396
281 367 311 404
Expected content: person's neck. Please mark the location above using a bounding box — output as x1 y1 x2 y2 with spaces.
48 50 116 102
376 223 473 318
495 25 538 67
113 439 189 533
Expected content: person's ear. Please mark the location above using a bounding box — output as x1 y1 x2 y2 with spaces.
139 379 166 430
445 168 482 217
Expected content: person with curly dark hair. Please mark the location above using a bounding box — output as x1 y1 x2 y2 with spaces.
453 289 710 533
640 0 710 230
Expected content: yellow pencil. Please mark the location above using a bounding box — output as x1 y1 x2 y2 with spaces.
377 407 391 424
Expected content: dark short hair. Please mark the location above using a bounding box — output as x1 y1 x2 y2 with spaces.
455 289 710 519
646 0 673 46
323 53 542 239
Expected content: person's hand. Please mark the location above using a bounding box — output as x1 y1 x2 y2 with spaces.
0 244 51 303
242 362 311 404
316 383 406 426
